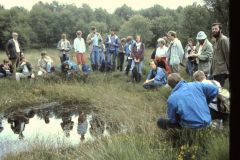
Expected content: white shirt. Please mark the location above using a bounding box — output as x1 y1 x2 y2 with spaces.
74 37 86 53
13 39 20 53
136 42 141 52
156 46 168 57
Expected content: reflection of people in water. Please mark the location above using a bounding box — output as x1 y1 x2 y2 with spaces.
0 113 4 133
36 107 54 124
77 111 88 141
89 114 104 137
60 112 74 137
7 110 35 139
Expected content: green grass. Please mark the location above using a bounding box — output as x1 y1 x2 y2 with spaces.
0 48 229 160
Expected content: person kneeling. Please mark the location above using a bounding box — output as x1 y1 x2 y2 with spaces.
157 73 218 129
16 57 34 81
143 60 167 89
37 51 54 76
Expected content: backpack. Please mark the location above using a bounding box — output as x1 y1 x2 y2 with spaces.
211 80 230 114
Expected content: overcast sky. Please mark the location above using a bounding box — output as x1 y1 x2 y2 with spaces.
0 0 204 13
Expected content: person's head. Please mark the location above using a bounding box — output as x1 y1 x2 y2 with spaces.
76 30 82 38
110 28 116 36
167 73 182 89
212 22 222 38
3 59 9 64
91 26 96 33
12 32 18 40
187 38 194 46
136 35 141 43
193 70 206 82
126 36 132 42
61 33 67 40
157 38 166 47
121 38 126 44
196 31 207 45
149 60 157 70
167 31 176 41
41 51 47 57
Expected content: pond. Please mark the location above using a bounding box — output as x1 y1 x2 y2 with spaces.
0 102 111 158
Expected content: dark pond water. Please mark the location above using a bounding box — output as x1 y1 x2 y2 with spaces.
0 102 111 158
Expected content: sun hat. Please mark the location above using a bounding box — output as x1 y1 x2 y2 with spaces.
196 31 207 40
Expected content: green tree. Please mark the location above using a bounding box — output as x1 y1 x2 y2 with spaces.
114 4 134 20
119 15 153 45
203 0 229 35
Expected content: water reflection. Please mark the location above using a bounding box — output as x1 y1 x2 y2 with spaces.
0 103 110 158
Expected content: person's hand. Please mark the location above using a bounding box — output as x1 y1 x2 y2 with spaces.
21 62 26 66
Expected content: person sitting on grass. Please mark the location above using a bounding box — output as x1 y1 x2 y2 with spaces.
193 70 229 122
16 56 35 81
61 59 78 80
157 73 218 129
143 60 167 89
0 59 13 78
37 51 54 76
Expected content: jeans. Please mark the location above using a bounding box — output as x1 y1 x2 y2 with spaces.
125 58 132 75
91 46 99 68
117 52 125 71
157 118 181 129
130 60 143 75
143 81 161 89
60 51 70 64
107 50 117 70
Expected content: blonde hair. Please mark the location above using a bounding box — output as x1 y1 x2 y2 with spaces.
193 70 206 82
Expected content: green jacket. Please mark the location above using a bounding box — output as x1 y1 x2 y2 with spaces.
211 34 229 75
195 39 213 75
17 61 32 73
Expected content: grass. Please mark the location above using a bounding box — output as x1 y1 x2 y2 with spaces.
0 48 229 160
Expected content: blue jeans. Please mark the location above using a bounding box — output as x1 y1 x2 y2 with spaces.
46 62 52 73
157 118 181 129
91 46 99 67
99 51 105 65
107 49 117 70
130 60 143 75
143 81 161 89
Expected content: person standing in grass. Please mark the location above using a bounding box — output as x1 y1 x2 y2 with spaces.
130 35 145 82
117 38 126 72
143 60 167 89
166 31 184 73
86 26 102 71
57 33 72 64
157 73 218 129
105 28 120 71
124 36 135 76
74 30 86 72
6 32 23 78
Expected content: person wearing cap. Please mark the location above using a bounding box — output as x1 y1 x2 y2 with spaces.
37 51 54 76
210 23 229 87
57 33 72 64
166 31 184 73
188 31 213 77
0 59 13 78
6 32 23 78
105 28 120 71
74 30 86 71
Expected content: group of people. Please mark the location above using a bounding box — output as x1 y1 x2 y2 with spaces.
157 23 229 130
1 22 229 130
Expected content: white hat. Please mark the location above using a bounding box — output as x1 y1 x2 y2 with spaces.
196 31 207 40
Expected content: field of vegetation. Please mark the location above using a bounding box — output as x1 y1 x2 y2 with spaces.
0 49 229 160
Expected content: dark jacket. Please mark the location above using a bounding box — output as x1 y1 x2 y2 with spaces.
6 39 21 60
132 42 145 61
211 33 229 75
0 63 13 76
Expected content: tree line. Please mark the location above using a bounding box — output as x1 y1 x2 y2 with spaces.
0 0 229 51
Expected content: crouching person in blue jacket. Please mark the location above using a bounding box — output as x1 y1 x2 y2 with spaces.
143 60 167 89
157 73 218 129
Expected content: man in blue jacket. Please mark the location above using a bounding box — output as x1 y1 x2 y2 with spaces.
143 60 167 89
157 73 218 129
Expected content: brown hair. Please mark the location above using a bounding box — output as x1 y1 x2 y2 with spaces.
193 70 206 82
